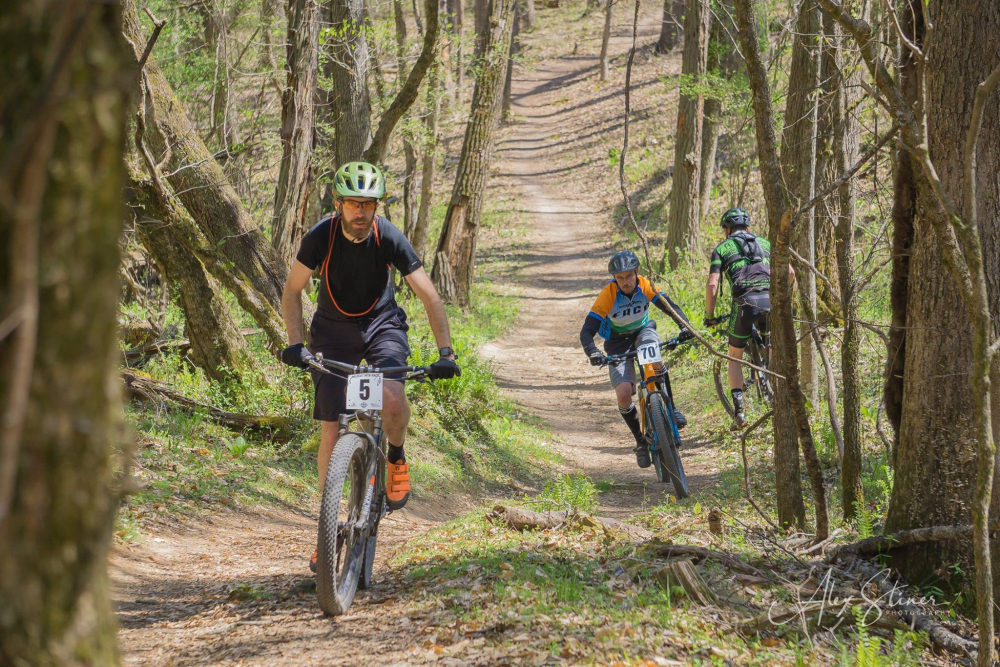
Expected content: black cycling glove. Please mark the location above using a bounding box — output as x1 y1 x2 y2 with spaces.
428 358 461 380
589 352 605 367
678 328 695 343
280 343 315 370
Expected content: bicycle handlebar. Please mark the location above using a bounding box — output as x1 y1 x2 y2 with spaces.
600 335 692 366
307 353 435 380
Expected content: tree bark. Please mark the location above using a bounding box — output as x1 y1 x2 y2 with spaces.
698 6 738 225
475 0 489 57
413 64 443 258
431 0 518 306
503 2 521 115
521 0 536 32
260 0 285 95
734 0 827 538
330 0 373 164
449 0 465 101
127 168 250 382
272 0 320 265
665 0 709 268
829 18 863 520
0 0 131 661
599 0 614 82
121 2 288 310
655 0 684 54
779 0 820 404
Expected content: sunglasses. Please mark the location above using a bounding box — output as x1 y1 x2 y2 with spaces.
340 199 379 212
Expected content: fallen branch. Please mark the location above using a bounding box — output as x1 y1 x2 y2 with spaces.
827 522 1000 562
122 371 292 439
738 596 870 635
635 539 770 579
121 328 262 363
488 505 653 540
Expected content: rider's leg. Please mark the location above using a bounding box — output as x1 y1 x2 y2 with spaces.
728 345 745 391
317 420 341 495
381 380 410 459
615 381 643 442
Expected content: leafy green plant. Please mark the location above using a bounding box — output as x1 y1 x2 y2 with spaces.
533 474 598 512
226 436 251 458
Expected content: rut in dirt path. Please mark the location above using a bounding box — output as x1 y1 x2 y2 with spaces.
482 56 719 519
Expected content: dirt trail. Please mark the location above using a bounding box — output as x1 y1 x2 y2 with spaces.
481 55 716 519
113 19 718 666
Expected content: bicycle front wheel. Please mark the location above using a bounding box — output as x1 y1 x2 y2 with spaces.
648 393 690 499
713 356 735 418
316 434 369 616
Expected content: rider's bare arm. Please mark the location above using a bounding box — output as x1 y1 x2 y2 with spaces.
705 273 721 318
404 267 454 358
282 260 313 345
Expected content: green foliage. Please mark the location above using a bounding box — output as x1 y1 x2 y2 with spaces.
533 474 599 512
837 609 926 667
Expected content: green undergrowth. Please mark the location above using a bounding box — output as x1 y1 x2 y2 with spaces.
385 505 930 665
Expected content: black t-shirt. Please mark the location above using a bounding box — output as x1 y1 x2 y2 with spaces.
296 215 422 320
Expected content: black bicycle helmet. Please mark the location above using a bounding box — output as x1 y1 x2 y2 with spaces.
720 207 751 229
608 250 641 275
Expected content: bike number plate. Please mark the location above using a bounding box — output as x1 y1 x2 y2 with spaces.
637 343 662 365
347 372 383 410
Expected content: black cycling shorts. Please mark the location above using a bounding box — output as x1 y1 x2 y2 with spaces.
727 290 770 349
307 306 410 422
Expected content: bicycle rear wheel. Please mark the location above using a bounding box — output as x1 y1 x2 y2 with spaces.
648 393 690 499
316 434 369 616
747 340 774 407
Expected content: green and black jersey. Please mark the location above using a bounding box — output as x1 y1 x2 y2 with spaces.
709 230 771 297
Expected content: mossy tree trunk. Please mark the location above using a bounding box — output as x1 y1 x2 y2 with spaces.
0 0 132 662
121 1 288 310
127 166 250 382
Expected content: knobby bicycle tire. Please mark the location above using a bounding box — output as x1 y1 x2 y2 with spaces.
713 356 736 418
648 393 690 499
316 434 368 616
747 340 774 407
358 516 379 590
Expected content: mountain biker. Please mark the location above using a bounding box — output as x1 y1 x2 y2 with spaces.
703 208 793 429
580 250 693 469
278 161 460 572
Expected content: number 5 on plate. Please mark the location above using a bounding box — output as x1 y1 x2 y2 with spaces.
347 372 383 410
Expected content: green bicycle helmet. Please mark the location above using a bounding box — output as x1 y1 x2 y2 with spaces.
334 161 386 199
721 207 750 229
608 250 641 275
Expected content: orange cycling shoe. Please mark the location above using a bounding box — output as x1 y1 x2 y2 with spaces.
309 549 318 573
386 461 411 510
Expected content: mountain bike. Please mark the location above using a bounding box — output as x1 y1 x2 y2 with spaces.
597 334 693 499
306 354 454 616
706 311 773 419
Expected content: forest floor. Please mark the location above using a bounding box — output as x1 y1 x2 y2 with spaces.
110 3 952 665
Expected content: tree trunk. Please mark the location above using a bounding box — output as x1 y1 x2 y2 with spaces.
431 0 518 306
0 0 130 661
121 2 288 310
779 0 820 405
330 0 373 164
521 0 536 32
698 6 738 224
599 0 614 82
127 169 250 382
503 2 521 116
665 0 709 268
475 0 489 57
413 64 443 258
260 0 285 95
449 0 465 101
734 0 827 538
272 0 320 265
880 0 1000 604
828 19 863 521
655 0 684 54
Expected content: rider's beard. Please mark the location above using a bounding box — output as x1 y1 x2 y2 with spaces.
343 215 373 241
